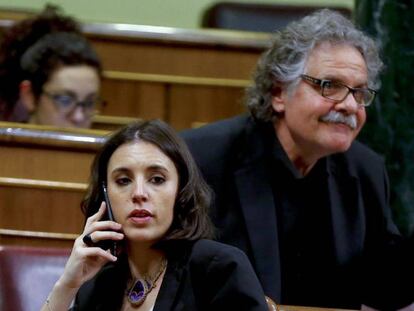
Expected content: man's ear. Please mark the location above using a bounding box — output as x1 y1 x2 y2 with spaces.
271 85 286 114
19 80 36 113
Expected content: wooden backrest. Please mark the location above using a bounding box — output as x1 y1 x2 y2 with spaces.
0 122 107 247
85 23 268 129
0 18 269 129
0 122 106 182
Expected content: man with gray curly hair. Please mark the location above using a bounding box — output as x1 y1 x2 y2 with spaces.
182 9 412 310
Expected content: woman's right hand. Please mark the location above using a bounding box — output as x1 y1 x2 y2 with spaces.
57 202 124 291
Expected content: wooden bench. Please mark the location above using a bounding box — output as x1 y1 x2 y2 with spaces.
0 122 108 247
86 23 269 129
0 17 270 130
91 114 140 131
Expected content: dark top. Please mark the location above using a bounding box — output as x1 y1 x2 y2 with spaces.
266 127 331 305
181 115 413 310
71 239 268 311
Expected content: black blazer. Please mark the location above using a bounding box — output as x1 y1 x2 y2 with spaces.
72 239 268 311
182 115 410 309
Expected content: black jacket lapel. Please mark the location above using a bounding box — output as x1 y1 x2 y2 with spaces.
154 258 186 311
235 157 281 300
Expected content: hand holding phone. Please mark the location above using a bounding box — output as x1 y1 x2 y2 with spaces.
99 182 118 255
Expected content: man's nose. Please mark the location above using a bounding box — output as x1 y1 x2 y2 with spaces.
335 92 360 115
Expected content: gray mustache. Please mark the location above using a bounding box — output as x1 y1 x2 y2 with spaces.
320 111 357 130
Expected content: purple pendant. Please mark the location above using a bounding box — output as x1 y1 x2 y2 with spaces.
127 279 149 306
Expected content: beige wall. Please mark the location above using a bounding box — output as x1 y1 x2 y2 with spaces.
1 0 354 29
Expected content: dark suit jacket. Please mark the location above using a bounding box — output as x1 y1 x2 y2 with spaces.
71 239 268 311
181 115 410 309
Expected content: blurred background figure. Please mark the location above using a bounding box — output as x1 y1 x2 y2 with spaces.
0 5 102 128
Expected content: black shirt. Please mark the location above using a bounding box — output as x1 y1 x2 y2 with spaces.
264 127 348 307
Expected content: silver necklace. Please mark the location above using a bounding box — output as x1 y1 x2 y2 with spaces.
126 258 167 306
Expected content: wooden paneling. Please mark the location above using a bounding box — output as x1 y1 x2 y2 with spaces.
0 123 106 184
86 26 264 129
0 122 107 182
0 177 85 247
99 73 248 129
100 79 166 119
0 146 93 183
169 85 246 129
91 38 262 79
0 180 84 234
0 123 106 247
0 229 76 248
0 20 268 129
91 114 140 131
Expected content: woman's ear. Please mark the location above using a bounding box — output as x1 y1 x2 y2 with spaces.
19 80 36 113
271 85 286 114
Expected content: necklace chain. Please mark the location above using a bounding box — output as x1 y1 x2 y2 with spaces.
126 258 167 306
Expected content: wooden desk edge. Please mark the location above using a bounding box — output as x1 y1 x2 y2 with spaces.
0 122 108 150
0 19 272 50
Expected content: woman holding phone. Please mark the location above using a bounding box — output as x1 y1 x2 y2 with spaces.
41 119 268 311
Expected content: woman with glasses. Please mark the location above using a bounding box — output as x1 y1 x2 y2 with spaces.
0 5 102 128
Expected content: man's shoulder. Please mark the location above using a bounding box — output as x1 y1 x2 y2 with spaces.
333 140 385 174
180 114 252 164
181 114 250 144
346 140 384 162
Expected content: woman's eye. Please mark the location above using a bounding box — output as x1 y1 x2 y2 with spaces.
54 95 75 108
149 176 165 185
116 177 131 185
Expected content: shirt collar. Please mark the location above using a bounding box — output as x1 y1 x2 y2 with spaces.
266 126 329 180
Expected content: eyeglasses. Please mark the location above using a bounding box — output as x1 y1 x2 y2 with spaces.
43 91 104 116
300 74 377 107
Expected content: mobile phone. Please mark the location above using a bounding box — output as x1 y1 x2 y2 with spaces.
100 182 117 255
102 182 115 222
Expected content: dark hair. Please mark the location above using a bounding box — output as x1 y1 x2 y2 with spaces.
0 5 101 116
82 119 215 247
246 9 383 122
20 32 102 100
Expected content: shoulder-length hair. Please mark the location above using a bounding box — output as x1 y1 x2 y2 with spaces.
82 119 214 247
